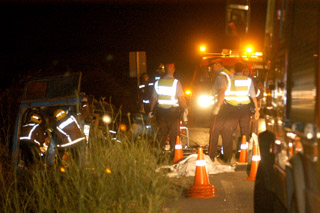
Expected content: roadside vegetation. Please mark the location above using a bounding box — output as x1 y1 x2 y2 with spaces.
0 85 183 212
0 136 181 212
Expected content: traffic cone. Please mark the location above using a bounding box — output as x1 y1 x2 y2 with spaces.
288 141 294 157
238 135 248 163
235 135 248 171
294 137 303 153
187 147 217 198
245 140 261 181
173 135 184 164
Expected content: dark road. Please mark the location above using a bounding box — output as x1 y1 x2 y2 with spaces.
166 170 254 213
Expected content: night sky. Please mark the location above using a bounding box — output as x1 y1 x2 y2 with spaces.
0 0 267 101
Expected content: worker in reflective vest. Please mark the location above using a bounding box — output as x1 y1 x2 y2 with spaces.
138 73 154 114
149 63 188 155
209 61 260 165
154 63 165 82
53 109 86 166
208 59 235 164
225 62 260 142
19 113 49 168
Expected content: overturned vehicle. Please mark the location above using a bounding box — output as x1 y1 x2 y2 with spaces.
12 72 129 170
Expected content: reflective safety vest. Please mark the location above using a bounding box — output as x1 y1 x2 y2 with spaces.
139 82 154 104
154 78 179 108
212 70 231 103
225 75 252 106
20 123 46 146
56 115 86 148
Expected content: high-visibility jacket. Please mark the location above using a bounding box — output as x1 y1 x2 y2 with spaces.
139 82 154 104
211 70 231 104
225 75 252 106
20 123 46 147
55 115 86 149
154 78 179 108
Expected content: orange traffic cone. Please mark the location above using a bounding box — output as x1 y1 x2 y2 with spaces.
288 141 294 157
294 137 303 153
245 140 261 181
187 147 217 198
238 135 248 163
174 135 184 164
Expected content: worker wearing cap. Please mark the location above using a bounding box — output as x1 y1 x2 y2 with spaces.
227 63 260 141
208 58 235 164
53 108 86 167
149 63 188 155
19 112 49 168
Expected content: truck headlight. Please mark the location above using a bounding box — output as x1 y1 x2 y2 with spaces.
198 95 214 108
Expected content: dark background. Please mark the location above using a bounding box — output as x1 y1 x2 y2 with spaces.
0 0 267 111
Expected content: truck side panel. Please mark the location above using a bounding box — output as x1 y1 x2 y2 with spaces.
288 2 319 123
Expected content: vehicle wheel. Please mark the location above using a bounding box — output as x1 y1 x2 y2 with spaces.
254 165 275 212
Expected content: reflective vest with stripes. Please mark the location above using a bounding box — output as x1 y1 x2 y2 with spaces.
225 75 252 106
139 82 154 104
20 123 46 146
154 78 179 108
55 115 86 149
212 70 232 103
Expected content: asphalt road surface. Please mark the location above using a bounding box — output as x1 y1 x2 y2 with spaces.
165 170 255 213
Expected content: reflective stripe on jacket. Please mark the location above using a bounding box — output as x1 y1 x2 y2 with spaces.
225 75 252 106
139 82 154 104
212 70 232 103
154 78 179 108
56 115 85 148
20 123 45 146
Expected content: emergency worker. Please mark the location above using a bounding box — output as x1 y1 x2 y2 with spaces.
138 73 154 114
154 63 165 81
208 59 235 164
149 63 188 154
19 113 49 168
224 63 260 143
242 65 262 135
53 109 86 166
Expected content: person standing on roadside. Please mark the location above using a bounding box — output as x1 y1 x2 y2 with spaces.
242 66 263 135
208 59 234 164
149 63 188 155
225 63 260 145
138 73 153 114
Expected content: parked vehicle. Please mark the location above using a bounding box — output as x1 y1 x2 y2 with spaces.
227 0 320 212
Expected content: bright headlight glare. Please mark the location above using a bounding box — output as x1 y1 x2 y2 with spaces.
102 115 112 124
198 95 213 107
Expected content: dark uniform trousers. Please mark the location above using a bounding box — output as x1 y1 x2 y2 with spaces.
20 141 41 167
156 107 180 151
208 102 251 161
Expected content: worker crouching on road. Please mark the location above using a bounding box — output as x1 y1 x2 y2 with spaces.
19 112 50 169
149 63 188 156
53 109 86 168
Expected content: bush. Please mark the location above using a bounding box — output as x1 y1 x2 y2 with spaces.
0 133 182 212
